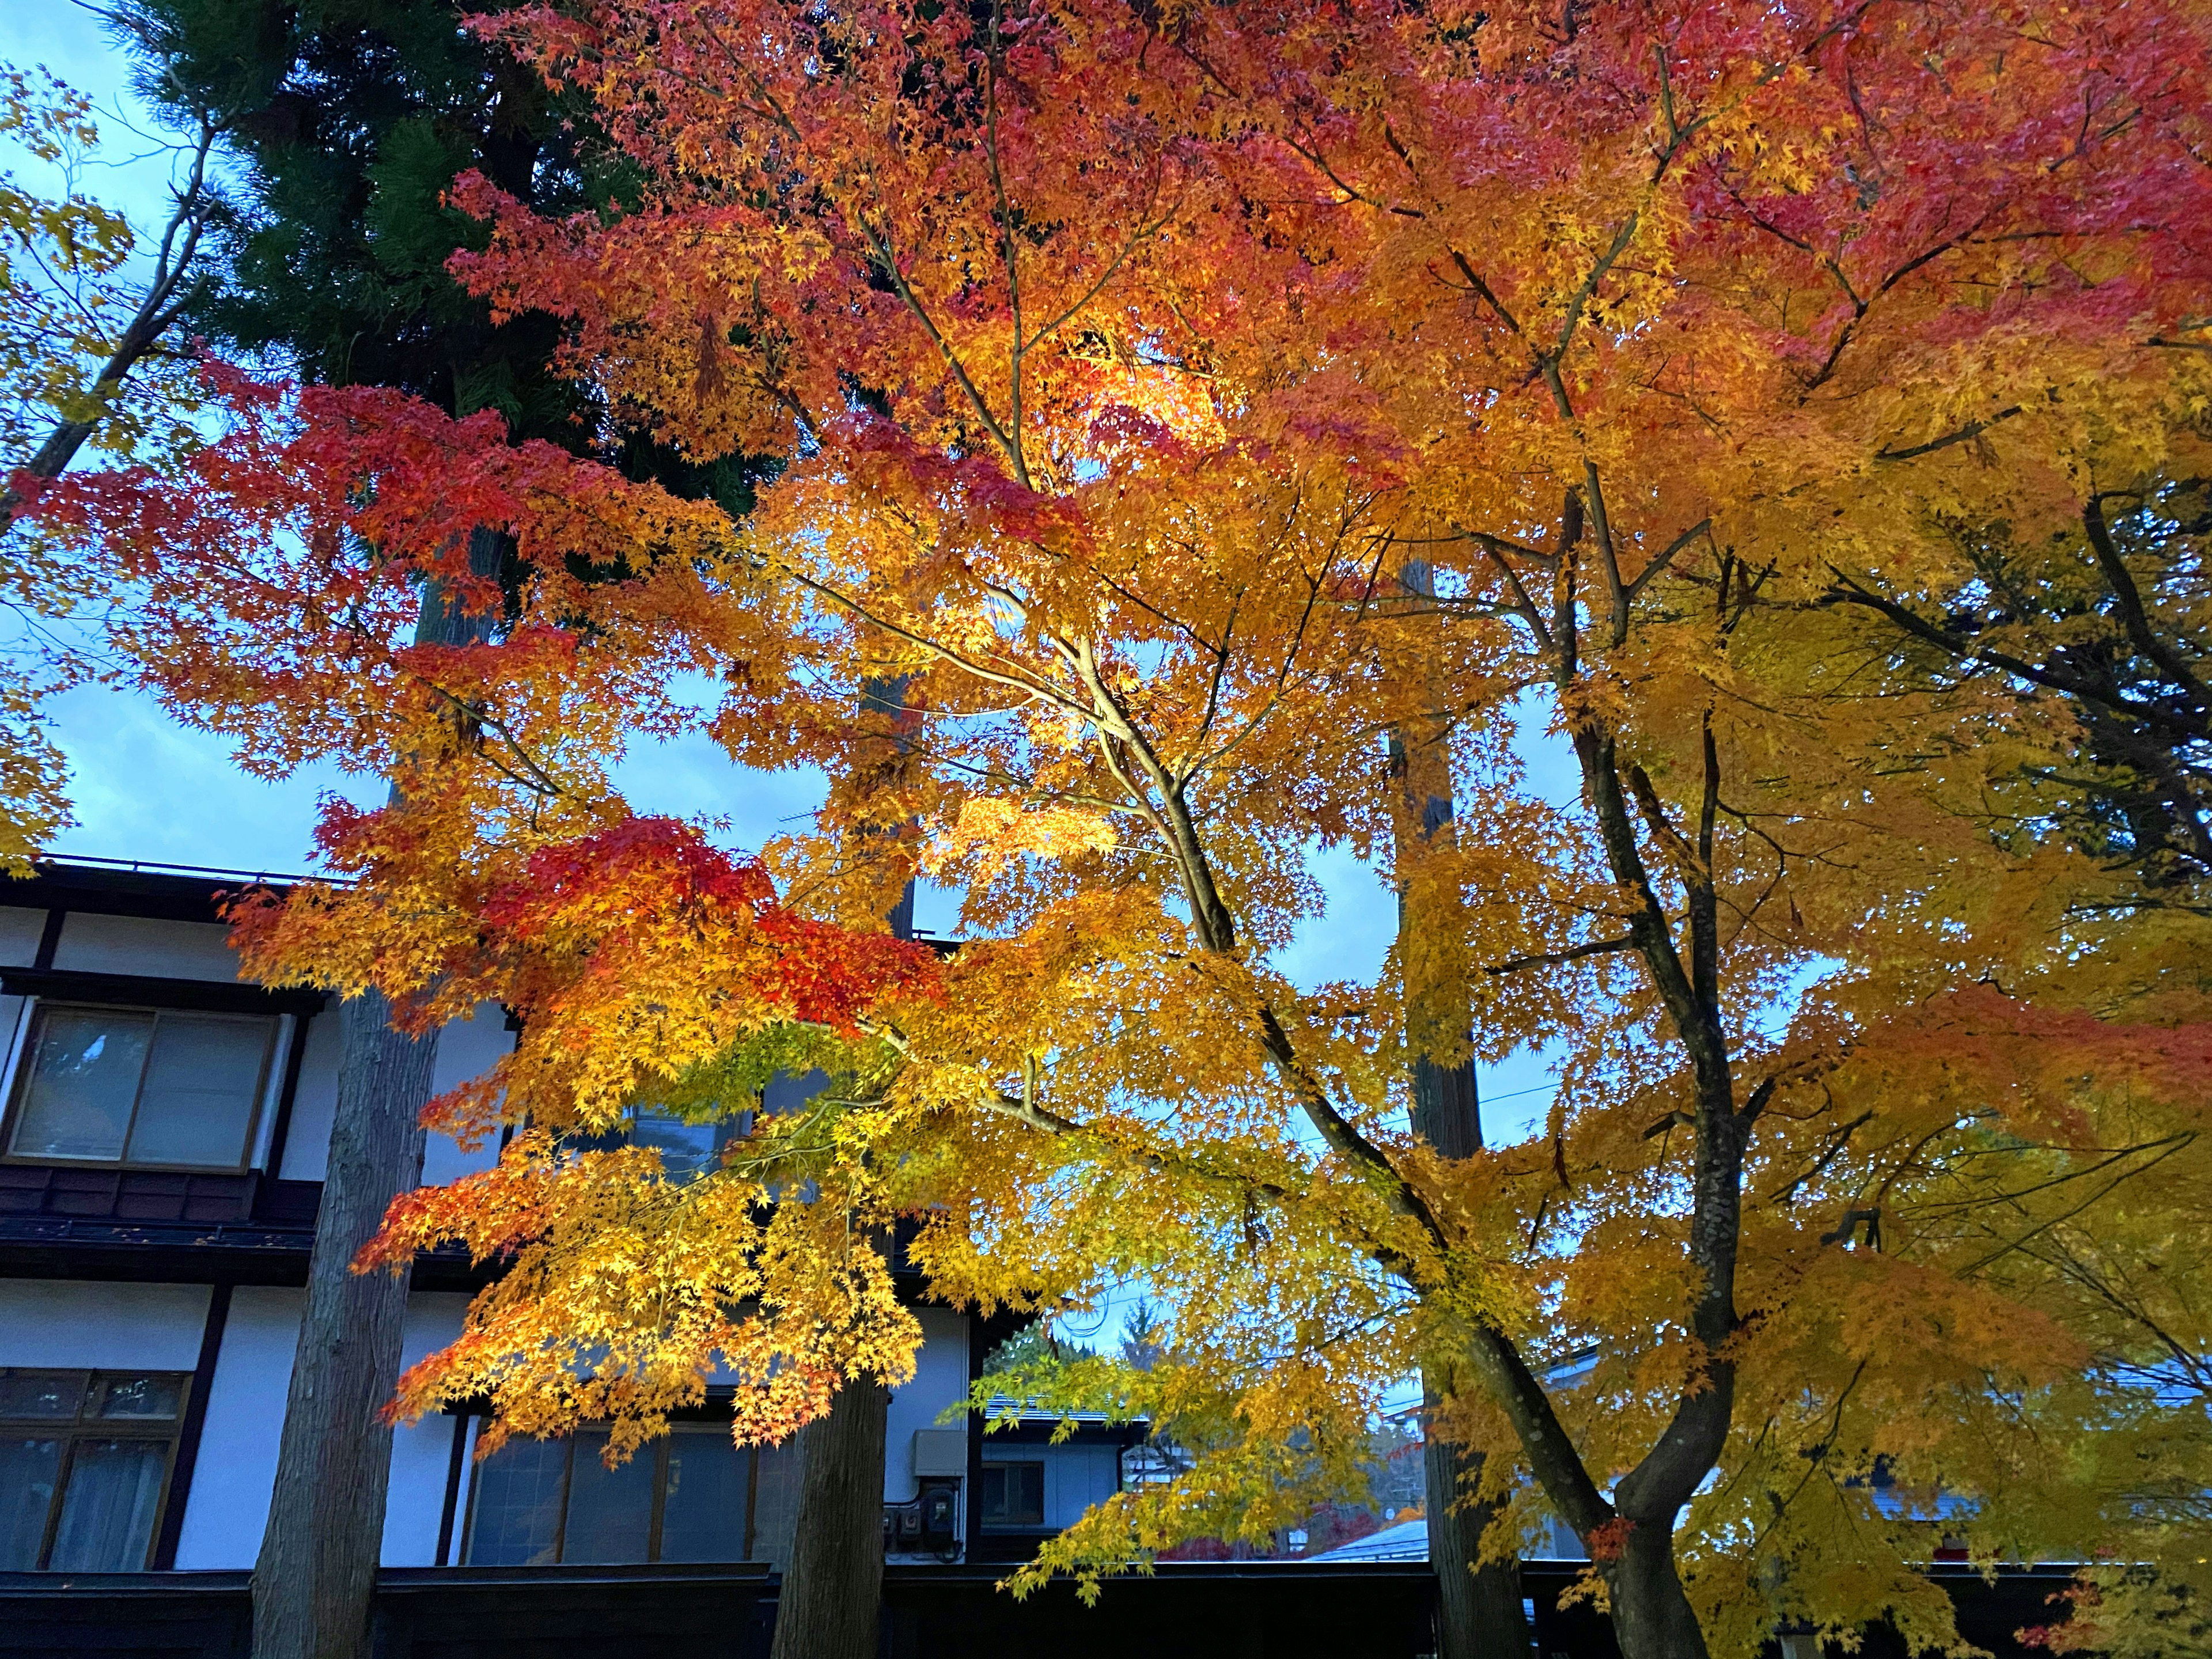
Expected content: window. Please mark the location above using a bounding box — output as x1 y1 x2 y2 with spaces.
464 1423 795 1566
0 1369 188 1570
4 1005 276 1170
979 1460 1045 1529
566 1107 744 1182
626 1107 733 1181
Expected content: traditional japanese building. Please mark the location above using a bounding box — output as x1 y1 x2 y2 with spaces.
0 857 1126 1580
0 861 2061 1658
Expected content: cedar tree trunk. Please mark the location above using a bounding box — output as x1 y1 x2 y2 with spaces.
250 529 503 1659
1389 565 1532 1659
769 1380 891 1659
249 990 437 1659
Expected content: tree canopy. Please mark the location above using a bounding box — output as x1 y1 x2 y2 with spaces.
24 0 2212 1652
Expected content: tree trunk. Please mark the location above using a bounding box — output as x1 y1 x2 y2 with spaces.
1389 559 1531 1659
249 990 437 1659
251 528 503 1659
1604 1518 1709 1659
767 675 913 1659
1425 1383 1532 1659
770 1380 890 1659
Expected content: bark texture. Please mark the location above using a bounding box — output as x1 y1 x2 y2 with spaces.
768 1380 891 1659
249 990 437 1659
249 529 503 1659
1605 1521 1707 1659
1389 562 1532 1659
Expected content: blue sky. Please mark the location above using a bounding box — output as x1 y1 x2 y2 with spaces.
3 7 1568 1142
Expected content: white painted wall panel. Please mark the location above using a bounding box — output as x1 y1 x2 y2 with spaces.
173 1285 298 1569
421 1004 513 1188
0 995 27 1083
381 1293 472 1566
52 914 243 982
1044 1443 1120 1527
173 1288 474 1569
280 1003 509 1185
979 1437 1120 1531
0 1279 210 1369
275 1007 344 1181
0 906 45 967
884 1305 969 1500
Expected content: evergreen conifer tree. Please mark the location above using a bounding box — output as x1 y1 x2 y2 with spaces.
118 9 773 1658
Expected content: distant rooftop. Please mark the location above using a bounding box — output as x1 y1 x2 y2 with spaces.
1307 1520 1429 1563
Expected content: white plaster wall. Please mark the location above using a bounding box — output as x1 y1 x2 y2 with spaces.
173 1284 298 1569
884 1305 970 1501
0 1279 211 1369
174 1287 475 1569
279 1003 509 1185
0 906 45 968
274 1009 343 1181
51 914 244 982
0 995 26 1081
979 1439 1120 1530
1044 1442 1120 1527
420 1005 513 1188
381 1293 472 1566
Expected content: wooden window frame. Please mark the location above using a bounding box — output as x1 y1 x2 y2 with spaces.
459 1421 767 1566
0 1367 192 1571
0 1001 280 1175
978 1459 1047 1532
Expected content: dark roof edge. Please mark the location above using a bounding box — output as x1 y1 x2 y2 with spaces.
2 859 317 925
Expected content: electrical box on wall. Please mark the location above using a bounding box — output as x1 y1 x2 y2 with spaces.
912 1428 967 1478
884 1477 961 1560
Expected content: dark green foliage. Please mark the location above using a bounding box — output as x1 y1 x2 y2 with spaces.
122 0 594 444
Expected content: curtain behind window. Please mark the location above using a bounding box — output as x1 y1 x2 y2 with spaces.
46 1438 167 1570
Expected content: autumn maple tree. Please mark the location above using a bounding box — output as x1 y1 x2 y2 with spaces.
29 0 2212 1656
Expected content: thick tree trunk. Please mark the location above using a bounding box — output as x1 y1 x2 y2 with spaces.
1604 1520 1709 1659
1390 559 1532 1659
769 1380 890 1659
1423 1381 1532 1659
767 677 912 1659
250 991 437 1659
250 528 502 1659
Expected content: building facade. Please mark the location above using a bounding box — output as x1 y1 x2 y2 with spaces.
0 860 1120 1581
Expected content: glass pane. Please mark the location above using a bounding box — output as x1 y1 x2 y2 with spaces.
126 1016 272 1168
560 1430 654 1563
658 1430 749 1563
464 1435 568 1566
96 1376 183 1421
0 1373 86 1420
47 1438 168 1571
1014 1461 1044 1525
983 1461 1044 1527
629 1109 721 1181
0 1438 62 1568
748 1437 802 1568
9 1010 152 1161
